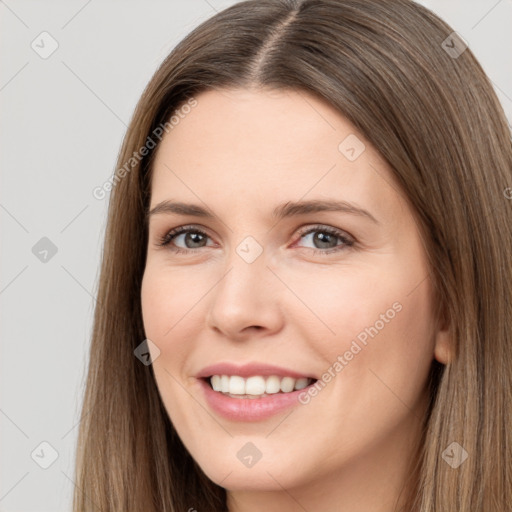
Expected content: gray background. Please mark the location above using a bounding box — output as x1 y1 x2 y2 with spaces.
1 1 511 510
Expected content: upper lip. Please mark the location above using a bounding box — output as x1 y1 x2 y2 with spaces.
196 362 317 380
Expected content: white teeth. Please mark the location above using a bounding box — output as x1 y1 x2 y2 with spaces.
220 375 230 393
246 376 266 395
211 375 222 391
208 374 314 396
294 377 309 390
229 376 245 394
280 376 295 393
265 375 281 394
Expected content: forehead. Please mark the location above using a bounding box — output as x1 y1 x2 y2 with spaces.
149 88 404 223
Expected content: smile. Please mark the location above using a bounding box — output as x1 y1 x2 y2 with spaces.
198 375 319 421
208 374 314 397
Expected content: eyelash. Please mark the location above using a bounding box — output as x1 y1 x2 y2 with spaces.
155 224 355 256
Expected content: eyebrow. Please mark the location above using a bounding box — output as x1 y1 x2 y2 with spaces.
147 199 379 224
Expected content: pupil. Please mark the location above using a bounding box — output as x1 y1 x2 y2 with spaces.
187 232 205 248
184 231 337 249
315 232 336 248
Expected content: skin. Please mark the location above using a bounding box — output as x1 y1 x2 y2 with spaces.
140 87 451 512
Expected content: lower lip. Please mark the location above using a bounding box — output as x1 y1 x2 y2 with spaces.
197 378 315 422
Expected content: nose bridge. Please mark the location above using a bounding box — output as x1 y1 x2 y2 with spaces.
234 234 266 267
220 233 271 300
206 233 282 335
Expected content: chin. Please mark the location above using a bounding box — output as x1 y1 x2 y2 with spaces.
195 451 306 491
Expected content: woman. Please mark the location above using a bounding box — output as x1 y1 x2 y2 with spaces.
73 1 512 511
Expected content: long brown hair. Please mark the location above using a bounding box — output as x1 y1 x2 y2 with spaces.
73 1 512 510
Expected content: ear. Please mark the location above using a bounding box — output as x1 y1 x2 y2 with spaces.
433 306 453 364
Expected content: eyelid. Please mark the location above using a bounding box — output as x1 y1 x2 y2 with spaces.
294 224 355 243
155 222 356 254
155 224 214 247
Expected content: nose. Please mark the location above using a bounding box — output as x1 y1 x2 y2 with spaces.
205 243 284 341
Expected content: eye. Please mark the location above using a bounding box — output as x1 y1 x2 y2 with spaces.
294 225 355 255
156 225 214 254
155 224 355 256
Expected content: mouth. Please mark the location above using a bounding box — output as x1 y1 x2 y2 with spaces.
201 375 318 399
196 374 320 421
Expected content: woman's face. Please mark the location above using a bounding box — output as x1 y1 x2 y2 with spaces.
141 88 450 506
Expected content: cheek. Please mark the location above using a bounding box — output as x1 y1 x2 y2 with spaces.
285 265 435 457
141 266 195 372
140 267 199 426
141 269 167 346
322 268 435 422
278 261 406 347
141 265 204 340
287 258 435 394
371 280 436 389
